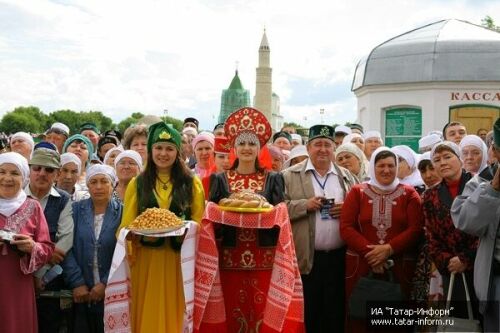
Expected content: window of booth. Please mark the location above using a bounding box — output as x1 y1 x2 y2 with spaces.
384 107 422 152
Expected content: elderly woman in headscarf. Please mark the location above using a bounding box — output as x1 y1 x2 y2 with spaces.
63 164 122 333
191 131 215 178
342 133 365 152
335 143 369 182
340 147 423 331
63 134 95 190
423 141 479 320
459 134 488 176
283 145 309 169
103 146 124 168
113 150 142 203
0 152 54 333
56 152 90 202
268 144 286 172
9 132 35 161
391 145 425 194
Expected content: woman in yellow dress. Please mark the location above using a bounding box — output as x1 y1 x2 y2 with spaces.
118 121 205 332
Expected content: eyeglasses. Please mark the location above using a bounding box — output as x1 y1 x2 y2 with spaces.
31 165 57 174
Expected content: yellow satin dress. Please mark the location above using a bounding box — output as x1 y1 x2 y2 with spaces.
119 173 205 333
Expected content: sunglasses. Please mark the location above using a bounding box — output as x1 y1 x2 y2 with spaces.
31 165 57 174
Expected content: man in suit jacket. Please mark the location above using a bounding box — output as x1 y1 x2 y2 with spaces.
283 125 358 333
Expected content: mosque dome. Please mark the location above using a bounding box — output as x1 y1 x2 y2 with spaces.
352 19 500 91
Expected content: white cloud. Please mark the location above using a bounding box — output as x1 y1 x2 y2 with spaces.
0 0 499 131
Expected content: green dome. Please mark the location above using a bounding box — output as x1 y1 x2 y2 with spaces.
218 70 251 123
228 70 244 90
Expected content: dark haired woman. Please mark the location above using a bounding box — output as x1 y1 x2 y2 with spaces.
423 141 478 320
117 122 205 332
196 108 303 332
340 147 423 331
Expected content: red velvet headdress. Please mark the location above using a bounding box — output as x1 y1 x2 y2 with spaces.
214 136 231 154
224 107 272 147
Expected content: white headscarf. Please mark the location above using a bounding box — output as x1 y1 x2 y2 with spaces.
86 164 117 187
0 152 29 217
291 134 303 145
10 132 35 152
60 152 82 175
459 134 489 174
391 145 424 187
103 146 124 166
368 147 400 192
336 143 369 181
342 133 363 145
431 141 461 161
283 145 308 169
114 150 143 171
363 130 383 143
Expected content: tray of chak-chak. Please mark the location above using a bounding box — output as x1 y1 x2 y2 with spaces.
217 190 274 213
128 208 187 235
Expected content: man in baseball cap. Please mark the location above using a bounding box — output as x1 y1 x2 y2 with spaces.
26 147 74 333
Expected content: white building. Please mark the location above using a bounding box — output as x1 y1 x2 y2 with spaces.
352 19 500 150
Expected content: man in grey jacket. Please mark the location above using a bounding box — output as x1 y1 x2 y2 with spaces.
283 124 358 333
451 117 500 332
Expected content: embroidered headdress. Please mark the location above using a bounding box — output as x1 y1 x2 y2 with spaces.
224 107 272 148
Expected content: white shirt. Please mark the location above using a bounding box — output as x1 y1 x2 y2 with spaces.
305 159 345 251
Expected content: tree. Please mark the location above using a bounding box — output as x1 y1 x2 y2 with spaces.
117 112 145 133
163 116 183 131
282 122 303 130
0 112 40 133
0 106 48 134
481 15 500 32
48 110 115 134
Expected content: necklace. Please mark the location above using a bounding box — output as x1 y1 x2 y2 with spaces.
157 177 169 190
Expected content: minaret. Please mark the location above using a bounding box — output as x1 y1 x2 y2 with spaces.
254 29 273 124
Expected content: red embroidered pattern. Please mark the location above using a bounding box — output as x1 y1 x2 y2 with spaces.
221 229 276 270
225 170 267 193
5 200 36 233
363 185 405 244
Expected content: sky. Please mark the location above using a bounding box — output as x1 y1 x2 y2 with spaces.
0 0 499 130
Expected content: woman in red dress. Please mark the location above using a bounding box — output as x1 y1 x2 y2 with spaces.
194 107 304 333
0 152 54 333
340 147 423 331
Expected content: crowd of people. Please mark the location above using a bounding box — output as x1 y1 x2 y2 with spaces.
0 107 499 333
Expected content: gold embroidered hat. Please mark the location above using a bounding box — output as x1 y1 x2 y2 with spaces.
308 124 335 142
147 121 182 152
224 107 272 147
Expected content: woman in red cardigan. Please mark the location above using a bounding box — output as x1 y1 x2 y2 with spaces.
340 147 423 330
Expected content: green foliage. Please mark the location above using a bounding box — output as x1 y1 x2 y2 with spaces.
163 116 183 131
0 112 41 133
131 112 145 119
282 122 303 129
48 110 114 134
117 112 145 133
481 15 500 32
0 106 49 133
0 106 183 135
